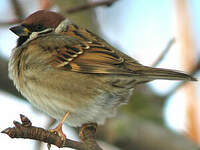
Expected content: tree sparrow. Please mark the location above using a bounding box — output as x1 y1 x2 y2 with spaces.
9 10 196 138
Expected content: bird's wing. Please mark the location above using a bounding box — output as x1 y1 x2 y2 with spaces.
30 27 139 75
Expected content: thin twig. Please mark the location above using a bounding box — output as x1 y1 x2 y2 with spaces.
152 38 175 67
1 114 103 150
66 0 118 14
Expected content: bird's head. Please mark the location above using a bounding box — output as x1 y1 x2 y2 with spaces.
10 10 65 46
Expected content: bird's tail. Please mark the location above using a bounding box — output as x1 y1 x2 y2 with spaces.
133 66 197 81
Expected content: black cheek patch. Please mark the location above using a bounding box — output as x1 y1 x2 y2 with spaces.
17 36 29 47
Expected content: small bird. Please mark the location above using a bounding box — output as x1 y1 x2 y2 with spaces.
9 10 196 138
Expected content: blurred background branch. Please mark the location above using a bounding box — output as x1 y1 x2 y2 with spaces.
0 55 22 99
152 38 175 67
11 0 24 20
66 0 118 14
174 0 199 143
0 0 24 26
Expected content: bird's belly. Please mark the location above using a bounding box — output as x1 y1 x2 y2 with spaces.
20 78 133 127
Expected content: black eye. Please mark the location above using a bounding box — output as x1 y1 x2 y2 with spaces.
34 24 46 31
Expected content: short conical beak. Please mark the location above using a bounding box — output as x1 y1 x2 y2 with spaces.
9 25 30 36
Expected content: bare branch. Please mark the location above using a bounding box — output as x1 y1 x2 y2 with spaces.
152 38 175 67
34 117 56 150
1 114 103 150
66 0 118 14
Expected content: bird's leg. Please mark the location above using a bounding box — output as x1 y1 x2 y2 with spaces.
79 123 97 141
49 112 70 139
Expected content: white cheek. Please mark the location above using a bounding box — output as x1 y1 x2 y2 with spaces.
29 32 39 40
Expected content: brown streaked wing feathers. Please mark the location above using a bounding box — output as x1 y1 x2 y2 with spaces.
29 24 141 75
57 24 141 74
53 37 132 74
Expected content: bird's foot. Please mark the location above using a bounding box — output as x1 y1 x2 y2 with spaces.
48 112 70 140
79 123 97 139
49 123 66 140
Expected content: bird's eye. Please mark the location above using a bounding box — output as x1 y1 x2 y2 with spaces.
34 24 45 31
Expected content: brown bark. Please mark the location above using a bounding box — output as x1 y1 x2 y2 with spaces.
2 114 103 150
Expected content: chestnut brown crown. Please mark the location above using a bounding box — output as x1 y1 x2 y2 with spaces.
22 10 65 29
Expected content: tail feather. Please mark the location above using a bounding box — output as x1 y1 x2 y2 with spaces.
134 67 197 81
